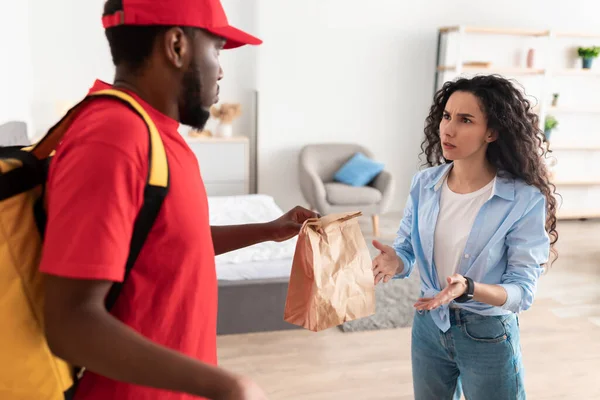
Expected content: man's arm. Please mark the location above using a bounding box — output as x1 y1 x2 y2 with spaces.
38 117 265 399
44 276 245 399
211 224 273 256
211 206 319 255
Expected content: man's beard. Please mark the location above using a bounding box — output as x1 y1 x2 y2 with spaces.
179 64 211 130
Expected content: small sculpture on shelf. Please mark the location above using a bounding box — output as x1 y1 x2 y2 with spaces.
210 103 242 138
526 48 535 68
544 115 558 142
577 46 600 69
188 129 212 138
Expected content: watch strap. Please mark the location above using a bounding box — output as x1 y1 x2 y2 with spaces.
454 276 474 303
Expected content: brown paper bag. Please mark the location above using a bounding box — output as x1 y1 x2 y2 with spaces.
283 211 376 332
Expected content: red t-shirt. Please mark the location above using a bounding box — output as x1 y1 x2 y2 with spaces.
39 80 218 400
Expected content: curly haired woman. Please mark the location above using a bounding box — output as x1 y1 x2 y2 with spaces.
372 75 558 400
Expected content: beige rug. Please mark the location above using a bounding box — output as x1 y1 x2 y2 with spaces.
340 229 422 332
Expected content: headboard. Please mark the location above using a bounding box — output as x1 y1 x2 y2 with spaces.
0 121 30 146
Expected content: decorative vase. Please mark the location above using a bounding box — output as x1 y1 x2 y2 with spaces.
526 49 535 68
552 94 559 107
216 123 233 138
582 57 594 69
544 129 553 142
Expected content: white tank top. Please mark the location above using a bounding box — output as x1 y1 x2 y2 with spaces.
434 175 495 289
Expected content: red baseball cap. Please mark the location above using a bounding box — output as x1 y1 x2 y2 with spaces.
102 0 262 49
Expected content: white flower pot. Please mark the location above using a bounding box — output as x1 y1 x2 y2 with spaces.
216 123 233 138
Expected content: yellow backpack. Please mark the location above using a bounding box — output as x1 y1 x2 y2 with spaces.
0 89 169 400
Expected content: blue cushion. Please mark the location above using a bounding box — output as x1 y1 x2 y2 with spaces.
333 152 384 187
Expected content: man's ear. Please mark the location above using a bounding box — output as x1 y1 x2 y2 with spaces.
163 27 191 69
486 130 498 143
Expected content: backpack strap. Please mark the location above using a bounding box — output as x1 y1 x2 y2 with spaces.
86 90 170 310
0 147 45 201
31 89 169 310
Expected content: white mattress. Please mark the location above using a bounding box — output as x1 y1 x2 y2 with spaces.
216 257 293 281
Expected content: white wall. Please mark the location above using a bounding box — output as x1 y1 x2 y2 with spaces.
255 0 600 213
13 0 600 214
27 0 258 143
28 0 113 139
0 0 34 131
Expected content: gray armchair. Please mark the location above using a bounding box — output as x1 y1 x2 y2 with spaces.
299 143 395 237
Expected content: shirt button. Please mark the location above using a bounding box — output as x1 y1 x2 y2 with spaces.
464 254 470 259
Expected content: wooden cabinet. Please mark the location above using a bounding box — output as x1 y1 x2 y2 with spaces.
184 136 250 196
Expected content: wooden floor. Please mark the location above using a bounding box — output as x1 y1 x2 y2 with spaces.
217 220 600 399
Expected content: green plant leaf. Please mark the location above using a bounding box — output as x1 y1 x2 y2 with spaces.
578 46 600 58
545 115 559 131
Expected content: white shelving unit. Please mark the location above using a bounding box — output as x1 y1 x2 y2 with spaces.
435 25 600 220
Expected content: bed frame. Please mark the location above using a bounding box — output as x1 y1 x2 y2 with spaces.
217 277 301 335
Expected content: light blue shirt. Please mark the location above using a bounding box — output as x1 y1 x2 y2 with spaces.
393 163 549 332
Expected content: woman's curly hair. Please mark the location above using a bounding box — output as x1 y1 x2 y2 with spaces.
420 75 558 265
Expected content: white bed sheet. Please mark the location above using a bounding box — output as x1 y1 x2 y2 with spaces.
209 194 297 281
208 194 297 265
216 257 293 281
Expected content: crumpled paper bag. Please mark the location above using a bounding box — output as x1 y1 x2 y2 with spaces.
283 211 376 332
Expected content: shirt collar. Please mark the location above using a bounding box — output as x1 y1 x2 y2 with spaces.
425 162 515 201
425 163 452 190
493 173 515 201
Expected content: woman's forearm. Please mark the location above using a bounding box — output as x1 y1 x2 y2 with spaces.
472 282 509 307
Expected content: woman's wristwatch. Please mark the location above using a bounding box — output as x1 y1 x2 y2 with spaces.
454 276 474 303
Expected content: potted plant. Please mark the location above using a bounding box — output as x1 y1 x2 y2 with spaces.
577 46 600 69
210 103 242 138
544 115 558 141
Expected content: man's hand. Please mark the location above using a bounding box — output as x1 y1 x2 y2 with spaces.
414 274 468 311
222 377 269 400
43 276 261 399
267 206 320 242
372 240 402 284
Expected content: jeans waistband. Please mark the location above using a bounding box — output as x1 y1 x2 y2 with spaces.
448 307 513 326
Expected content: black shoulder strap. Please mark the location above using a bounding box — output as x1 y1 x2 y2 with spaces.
104 184 168 310
28 88 170 311
0 147 45 201
55 89 170 392
86 91 170 311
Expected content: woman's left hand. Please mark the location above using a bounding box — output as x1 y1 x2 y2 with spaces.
414 274 468 311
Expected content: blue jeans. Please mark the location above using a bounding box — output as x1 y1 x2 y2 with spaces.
411 308 525 400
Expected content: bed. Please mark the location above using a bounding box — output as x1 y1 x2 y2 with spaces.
208 194 301 335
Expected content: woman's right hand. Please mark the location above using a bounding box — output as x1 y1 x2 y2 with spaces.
372 240 402 284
